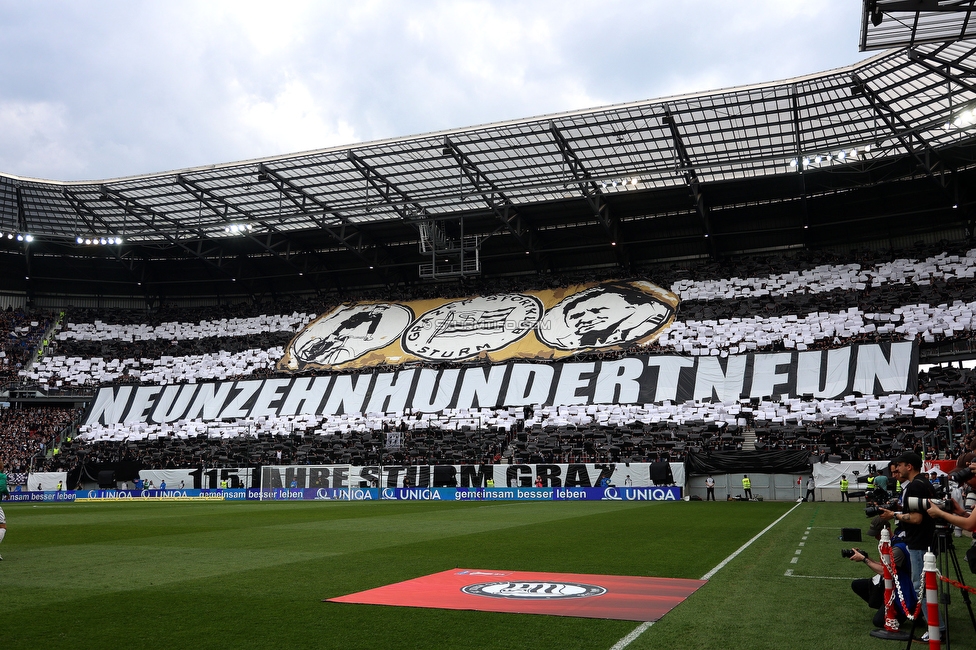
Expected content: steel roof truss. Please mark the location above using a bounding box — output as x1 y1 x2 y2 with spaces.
255 164 403 281
851 72 955 190
908 46 976 95
440 136 536 256
98 186 241 284
662 106 713 245
62 189 143 280
176 175 322 289
347 151 427 223
791 86 811 231
547 123 628 265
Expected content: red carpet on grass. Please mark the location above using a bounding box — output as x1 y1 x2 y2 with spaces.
326 569 706 621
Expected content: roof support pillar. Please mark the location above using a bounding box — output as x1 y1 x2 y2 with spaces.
662 106 714 257
548 123 629 268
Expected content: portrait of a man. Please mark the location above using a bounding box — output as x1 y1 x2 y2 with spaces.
539 281 676 350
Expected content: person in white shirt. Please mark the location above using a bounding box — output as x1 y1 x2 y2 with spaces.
804 476 816 502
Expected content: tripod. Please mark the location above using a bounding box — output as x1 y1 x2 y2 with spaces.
902 525 976 650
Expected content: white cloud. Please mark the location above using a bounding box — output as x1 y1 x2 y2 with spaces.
231 78 359 154
0 0 872 180
0 101 86 179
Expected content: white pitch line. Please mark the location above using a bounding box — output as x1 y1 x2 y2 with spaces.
700 502 803 581
610 502 803 649
609 622 654 650
784 572 851 580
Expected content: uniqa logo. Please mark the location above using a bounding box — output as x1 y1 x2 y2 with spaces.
461 581 607 599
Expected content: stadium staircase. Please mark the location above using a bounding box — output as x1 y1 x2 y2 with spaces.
741 429 757 451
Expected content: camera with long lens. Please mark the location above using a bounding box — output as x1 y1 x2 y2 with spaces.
841 548 860 559
865 498 901 518
904 496 950 514
948 466 975 485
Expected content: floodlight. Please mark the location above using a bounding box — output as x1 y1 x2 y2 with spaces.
76 236 83 244
952 108 976 129
100 238 107 245
16 234 23 241
25 234 33 242
85 238 92 245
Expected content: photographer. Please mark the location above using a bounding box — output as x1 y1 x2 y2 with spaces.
879 452 936 602
926 458 976 532
849 517 917 628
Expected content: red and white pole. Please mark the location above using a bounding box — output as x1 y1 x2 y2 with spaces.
924 550 940 649
879 528 900 632
869 527 913 641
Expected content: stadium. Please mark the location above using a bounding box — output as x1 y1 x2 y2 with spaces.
7 2 976 648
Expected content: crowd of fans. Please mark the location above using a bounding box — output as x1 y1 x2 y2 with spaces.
0 307 54 386
6 241 976 479
0 405 80 477
17 362 973 474
8 242 976 391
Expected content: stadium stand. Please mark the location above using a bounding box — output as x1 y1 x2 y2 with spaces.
15 244 976 390
0 405 80 476
1 241 975 479
0 308 54 387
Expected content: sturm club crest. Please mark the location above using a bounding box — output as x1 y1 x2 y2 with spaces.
461 581 608 599
402 293 543 361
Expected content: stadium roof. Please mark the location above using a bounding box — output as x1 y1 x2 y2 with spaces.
4 39 976 299
860 0 976 51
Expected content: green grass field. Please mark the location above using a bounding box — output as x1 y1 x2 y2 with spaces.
4 499 976 649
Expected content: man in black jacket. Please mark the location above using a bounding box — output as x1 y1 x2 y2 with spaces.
880 451 936 607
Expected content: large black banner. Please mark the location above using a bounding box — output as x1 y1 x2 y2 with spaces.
684 450 813 475
83 341 918 426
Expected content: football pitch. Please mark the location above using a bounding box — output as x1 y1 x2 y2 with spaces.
4 499 976 649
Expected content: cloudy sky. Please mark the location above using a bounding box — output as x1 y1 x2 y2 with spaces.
0 1 872 182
